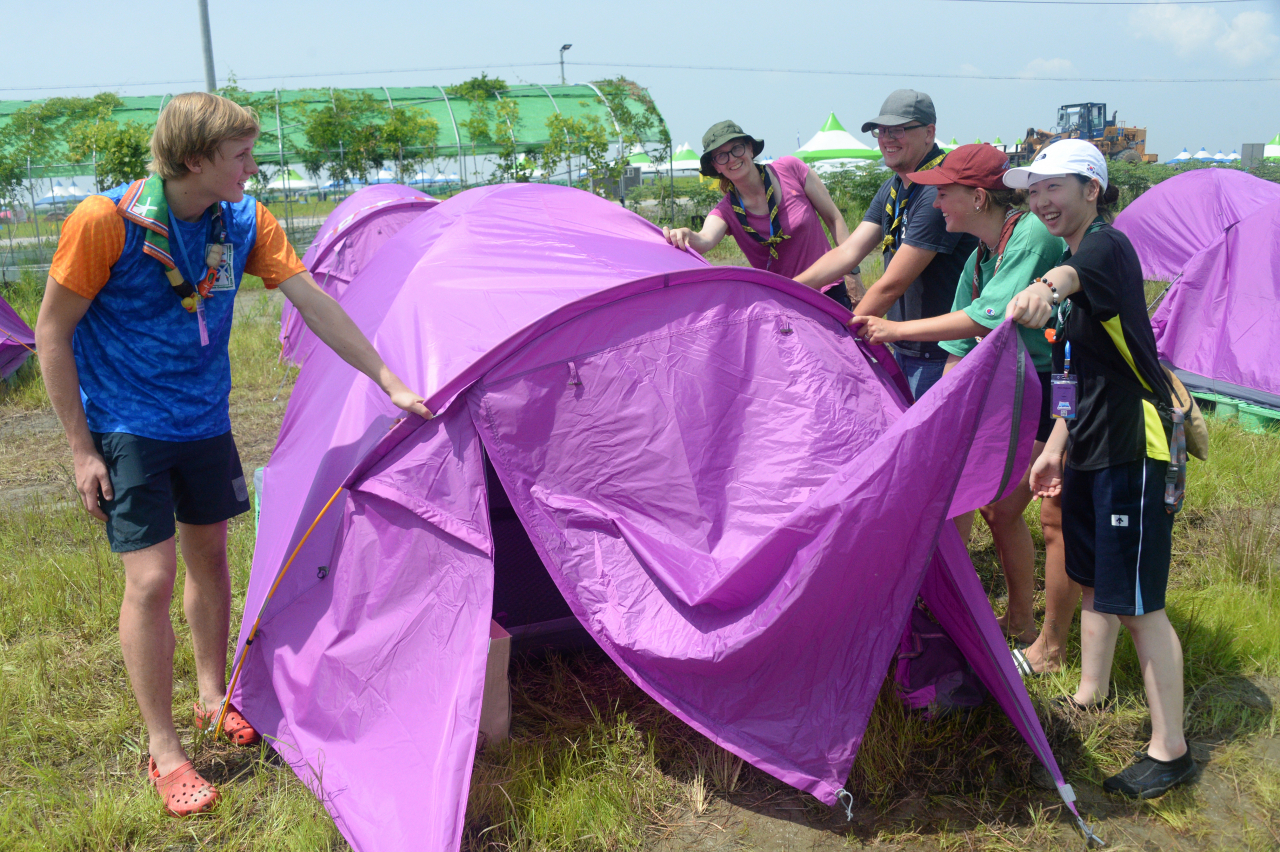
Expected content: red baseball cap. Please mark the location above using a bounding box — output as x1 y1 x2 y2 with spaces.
905 143 1010 190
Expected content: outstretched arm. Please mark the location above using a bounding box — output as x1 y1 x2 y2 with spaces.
278 272 431 418
664 213 729 255
1006 265 1081 327
850 309 987 345
36 277 111 520
794 220 882 290
803 168 850 247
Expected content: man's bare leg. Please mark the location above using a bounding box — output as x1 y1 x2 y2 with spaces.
178 520 232 714
119 538 187 777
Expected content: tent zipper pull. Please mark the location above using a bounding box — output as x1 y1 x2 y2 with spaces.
568 361 583 387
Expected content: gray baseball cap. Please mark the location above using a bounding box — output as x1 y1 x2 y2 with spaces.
861 90 936 133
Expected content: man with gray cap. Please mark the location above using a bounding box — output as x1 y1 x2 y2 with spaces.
796 89 978 399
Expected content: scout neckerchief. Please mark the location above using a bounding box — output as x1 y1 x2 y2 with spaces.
117 175 228 346
730 165 790 264
972 209 1027 300
881 145 947 255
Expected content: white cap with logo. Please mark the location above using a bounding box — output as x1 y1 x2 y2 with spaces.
1003 139 1108 191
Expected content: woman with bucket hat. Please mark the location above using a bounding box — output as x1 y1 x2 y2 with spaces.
663 120 860 307
850 143 1067 651
1006 139 1193 799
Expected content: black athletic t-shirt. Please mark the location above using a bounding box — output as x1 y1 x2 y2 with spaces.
1052 222 1172 471
863 145 978 359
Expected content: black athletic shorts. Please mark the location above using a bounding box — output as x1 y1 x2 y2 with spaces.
91 430 251 553
1035 371 1054 443
1061 456 1173 616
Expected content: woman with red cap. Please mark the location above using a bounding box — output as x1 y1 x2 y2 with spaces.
664 120 861 308
851 143 1065 651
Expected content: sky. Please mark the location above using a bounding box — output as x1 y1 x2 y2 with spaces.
3 0 1278 169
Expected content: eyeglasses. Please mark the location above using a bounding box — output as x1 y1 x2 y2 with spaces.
871 124 925 140
712 141 749 165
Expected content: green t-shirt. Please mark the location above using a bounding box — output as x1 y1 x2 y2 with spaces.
938 213 1065 372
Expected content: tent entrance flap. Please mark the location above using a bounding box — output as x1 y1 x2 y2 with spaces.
485 451 589 650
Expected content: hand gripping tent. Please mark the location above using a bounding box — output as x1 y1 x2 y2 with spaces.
279 183 439 365
233 184 1089 851
0 295 35 379
1115 169 1280 408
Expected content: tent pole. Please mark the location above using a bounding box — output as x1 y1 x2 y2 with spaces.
215 485 346 738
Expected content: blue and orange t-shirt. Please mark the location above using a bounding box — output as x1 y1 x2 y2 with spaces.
49 185 306 441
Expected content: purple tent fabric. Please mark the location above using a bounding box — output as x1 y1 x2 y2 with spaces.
1116 170 1280 408
1148 199 1280 407
1115 169 1280 283
0 295 35 379
279 183 438 365
235 184 1080 851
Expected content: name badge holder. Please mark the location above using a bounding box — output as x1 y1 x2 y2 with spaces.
1051 341 1077 420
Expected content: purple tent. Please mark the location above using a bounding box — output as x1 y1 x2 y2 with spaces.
234 184 1086 851
0 295 35 379
1115 170 1280 408
279 183 439 365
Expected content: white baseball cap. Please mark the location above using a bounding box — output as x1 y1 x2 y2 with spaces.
1003 139 1108 191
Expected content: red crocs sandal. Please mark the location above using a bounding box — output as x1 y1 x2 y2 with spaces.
193 701 261 745
149 756 219 817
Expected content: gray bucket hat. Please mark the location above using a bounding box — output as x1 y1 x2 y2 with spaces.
699 120 764 177
861 90 936 133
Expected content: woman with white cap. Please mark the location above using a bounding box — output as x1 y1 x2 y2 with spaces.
1006 139 1194 799
850 143 1065 650
663 120 860 308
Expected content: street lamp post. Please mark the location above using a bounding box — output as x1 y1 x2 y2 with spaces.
560 44 572 86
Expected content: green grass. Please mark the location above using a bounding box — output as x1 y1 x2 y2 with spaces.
0 251 1276 850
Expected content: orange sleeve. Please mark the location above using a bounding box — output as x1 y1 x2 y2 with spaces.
48 196 126 299
245 202 307 289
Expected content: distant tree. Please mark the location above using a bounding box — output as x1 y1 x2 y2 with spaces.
382 105 440 184
490 98 535 183
444 73 507 101
65 120 151 191
536 112 612 191
592 76 672 173
296 90 387 186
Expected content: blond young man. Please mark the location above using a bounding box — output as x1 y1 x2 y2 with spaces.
36 92 428 816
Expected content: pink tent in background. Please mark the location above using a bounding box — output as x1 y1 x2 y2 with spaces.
237 184 1088 851
0 295 35 379
279 184 438 365
1115 169 1280 408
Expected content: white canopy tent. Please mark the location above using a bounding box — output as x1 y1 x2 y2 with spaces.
1265 133 1280 161
267 169 319 192
794 113 880 170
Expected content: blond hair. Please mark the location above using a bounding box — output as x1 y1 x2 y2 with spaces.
149 92 259 180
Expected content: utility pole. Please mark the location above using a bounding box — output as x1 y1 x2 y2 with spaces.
198 0 216 92
560 44 572 86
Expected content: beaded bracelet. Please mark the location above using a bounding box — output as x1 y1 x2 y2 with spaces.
1032 277 1060 305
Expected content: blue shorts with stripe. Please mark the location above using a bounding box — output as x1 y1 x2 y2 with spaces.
1062 457 1173 616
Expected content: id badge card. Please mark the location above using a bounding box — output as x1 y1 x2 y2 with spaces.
1051 373 1078 419
206 243 236 292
